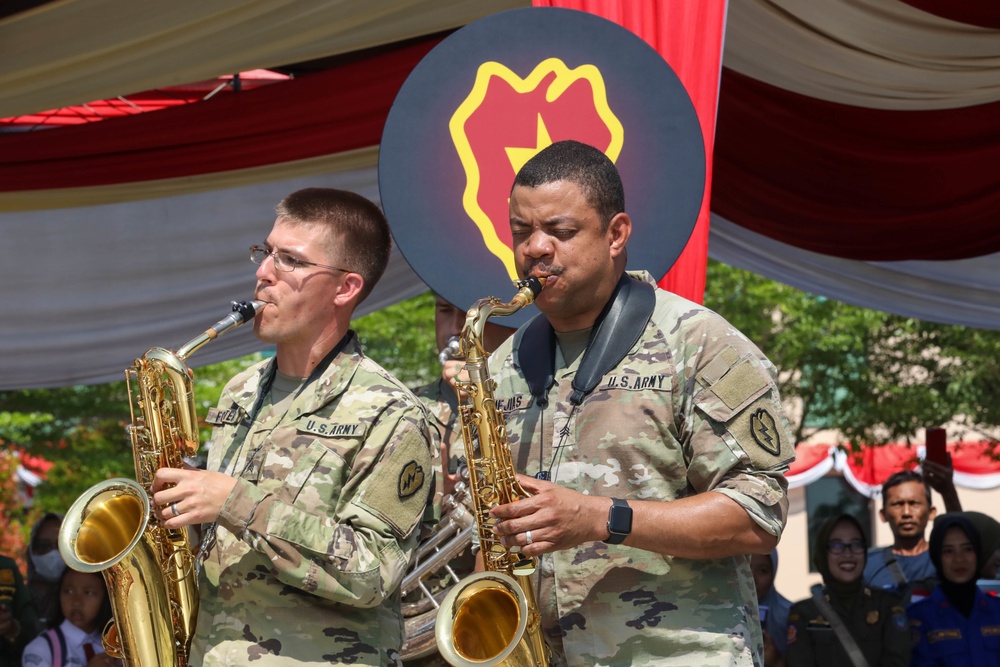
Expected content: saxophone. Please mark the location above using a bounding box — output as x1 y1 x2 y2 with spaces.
58 300 263 667
435 276 550 667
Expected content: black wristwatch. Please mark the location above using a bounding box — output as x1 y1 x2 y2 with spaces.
605 497 632 544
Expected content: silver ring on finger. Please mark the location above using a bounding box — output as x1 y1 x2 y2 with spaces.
171 502 180 517
525 529 533 545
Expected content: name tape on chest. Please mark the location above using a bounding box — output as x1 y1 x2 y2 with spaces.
495 394 531 414
928 628 963 643
298 417 364 438
604 374 669 391
205 407 243 425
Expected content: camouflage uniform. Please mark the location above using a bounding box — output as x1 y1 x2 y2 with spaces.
407 379 472 667
195 332 434 666
414 378 458 515
489 271 794 667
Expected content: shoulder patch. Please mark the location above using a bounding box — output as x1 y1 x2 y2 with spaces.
398 460 425 499
728 397 794 469
750 408 781 456
357 429 432 538
0 568 13 584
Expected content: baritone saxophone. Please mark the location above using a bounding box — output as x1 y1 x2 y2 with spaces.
58 300 264 667
435 276 550 667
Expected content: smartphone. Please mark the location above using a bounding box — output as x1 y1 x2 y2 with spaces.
926 427 947 466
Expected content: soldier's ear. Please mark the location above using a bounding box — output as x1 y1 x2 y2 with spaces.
608 213 631 256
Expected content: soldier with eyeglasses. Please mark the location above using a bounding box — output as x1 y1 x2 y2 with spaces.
150 188 435 667
786 514 912 667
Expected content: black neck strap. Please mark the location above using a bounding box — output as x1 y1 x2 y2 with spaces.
247 330 355 423
517 273 655 407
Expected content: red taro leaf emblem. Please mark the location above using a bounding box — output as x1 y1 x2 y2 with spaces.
450 58 623 279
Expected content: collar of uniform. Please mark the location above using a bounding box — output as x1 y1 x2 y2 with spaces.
221 331 363 416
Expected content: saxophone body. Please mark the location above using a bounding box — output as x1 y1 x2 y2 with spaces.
435 277 550 667
58 301 263 667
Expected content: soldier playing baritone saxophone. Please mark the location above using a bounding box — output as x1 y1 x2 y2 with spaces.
151 188 435 666
486 141 795 666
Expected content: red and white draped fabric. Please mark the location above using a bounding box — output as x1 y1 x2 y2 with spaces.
0 0 998 392
789 441 1000 495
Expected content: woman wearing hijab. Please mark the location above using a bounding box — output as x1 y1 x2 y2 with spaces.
751 550 791 666
908 514 1000 665
786 514 911 667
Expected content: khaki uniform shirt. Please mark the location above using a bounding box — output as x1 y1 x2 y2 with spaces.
194 333 434 666
489 271 794 666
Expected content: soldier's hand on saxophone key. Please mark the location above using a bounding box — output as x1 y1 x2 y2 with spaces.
151 467 238 529
489 473 614 556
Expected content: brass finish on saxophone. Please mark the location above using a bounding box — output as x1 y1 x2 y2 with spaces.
58 300 263 667
435 277 550 667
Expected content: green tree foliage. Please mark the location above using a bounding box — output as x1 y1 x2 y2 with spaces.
0 449 31 570
352 290 438 388
703 260 1000 450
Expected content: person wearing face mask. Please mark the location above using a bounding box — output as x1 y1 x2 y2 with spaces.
25 513 65 628
786 514 911 667
907 514 1000 665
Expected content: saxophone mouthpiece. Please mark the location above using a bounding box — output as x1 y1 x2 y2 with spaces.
516 276 546 302
232 300 264 323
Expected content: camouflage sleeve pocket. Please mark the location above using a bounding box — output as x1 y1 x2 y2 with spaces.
356 427 432 539
693 348 793 471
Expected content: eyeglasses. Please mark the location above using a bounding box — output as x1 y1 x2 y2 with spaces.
249 245 353 274
828 540 865 555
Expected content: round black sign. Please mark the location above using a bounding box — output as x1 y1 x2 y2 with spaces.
379 7 705 326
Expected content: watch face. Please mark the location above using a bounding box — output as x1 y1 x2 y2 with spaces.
608 499 633 535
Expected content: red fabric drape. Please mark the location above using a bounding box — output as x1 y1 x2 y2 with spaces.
0 37 441 190
899 0 1000 29
713 69 1000 261
532 0 726 304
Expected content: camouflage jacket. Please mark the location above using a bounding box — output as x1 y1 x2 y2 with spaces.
413 377 457 515
195 332 434 666
489 271 794 667
414 378 459 452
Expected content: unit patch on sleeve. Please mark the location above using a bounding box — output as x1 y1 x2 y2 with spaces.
750 408 781 456
357 429 431 538
398 461 425 499
728 399 794 470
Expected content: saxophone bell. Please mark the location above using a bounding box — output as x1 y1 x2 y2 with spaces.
432 278 550 667
58 298 261 667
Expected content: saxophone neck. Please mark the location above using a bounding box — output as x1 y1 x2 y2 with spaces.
460 277 544 361
175 300 264 359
